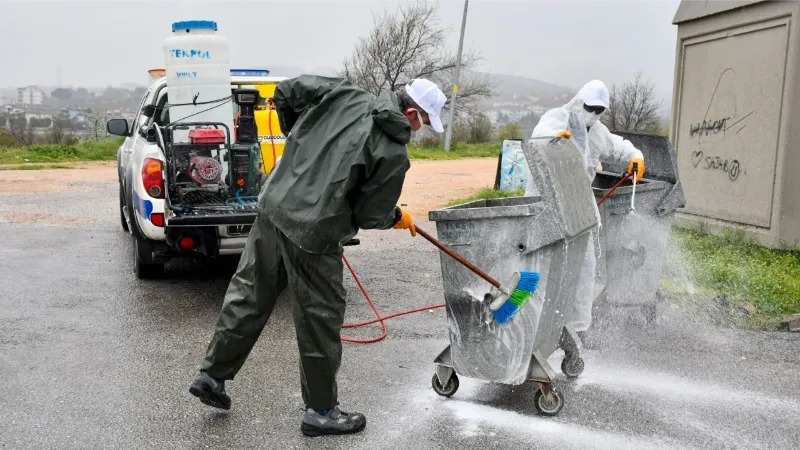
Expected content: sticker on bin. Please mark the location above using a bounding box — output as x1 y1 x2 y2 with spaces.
606 194 632 215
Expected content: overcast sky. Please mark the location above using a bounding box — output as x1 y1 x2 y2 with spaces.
0 0 681 95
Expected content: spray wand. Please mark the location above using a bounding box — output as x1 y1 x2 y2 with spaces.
630 162 638 212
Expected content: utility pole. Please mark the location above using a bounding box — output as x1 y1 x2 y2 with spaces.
443 0 469 152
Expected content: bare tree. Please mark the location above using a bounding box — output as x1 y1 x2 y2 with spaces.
602 71 661 133
339 0 495 119
85 111 111 140
497 122 523 141
453 113 493 144
7 115 34 146
48 118 75 144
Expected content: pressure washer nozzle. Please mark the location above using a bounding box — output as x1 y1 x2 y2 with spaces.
630 163 637 211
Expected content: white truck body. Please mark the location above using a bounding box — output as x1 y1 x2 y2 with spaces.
110 73 287 278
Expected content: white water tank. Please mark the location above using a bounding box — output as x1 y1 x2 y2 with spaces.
162 20 233 143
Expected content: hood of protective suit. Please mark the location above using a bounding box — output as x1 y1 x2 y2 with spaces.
371 92 412 144
565 79 610 129
547 79 610 167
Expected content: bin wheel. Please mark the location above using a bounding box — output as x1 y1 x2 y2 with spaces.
561 356 585 378
534 387 564 416
431 373 459 398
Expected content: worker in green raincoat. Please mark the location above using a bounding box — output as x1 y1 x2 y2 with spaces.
189 75 447 437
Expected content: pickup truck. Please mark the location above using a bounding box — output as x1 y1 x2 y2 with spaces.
106 70 287 278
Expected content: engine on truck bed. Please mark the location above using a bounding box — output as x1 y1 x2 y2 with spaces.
165 132 230 206
162 88 266 211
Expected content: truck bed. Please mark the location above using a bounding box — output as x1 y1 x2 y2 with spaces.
167 190 259 227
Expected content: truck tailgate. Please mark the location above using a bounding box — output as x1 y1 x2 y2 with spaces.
167 208 257 227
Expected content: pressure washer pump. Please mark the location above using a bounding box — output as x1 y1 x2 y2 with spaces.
228 88 264 198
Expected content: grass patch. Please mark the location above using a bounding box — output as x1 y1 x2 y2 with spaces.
662 226 800 331
445 186 525 207
0 164 75 171
407 142 499 160
0 138 123 165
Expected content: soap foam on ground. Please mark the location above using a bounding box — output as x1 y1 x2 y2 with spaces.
574 360 800 413
442 398 683 450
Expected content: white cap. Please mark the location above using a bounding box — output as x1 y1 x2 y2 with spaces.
404 79 446 132
578 79 610 109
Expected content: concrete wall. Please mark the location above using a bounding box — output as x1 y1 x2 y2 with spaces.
671 0 800 248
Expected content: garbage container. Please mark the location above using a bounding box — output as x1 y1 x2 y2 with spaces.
590 131 686 326
426 136 599 416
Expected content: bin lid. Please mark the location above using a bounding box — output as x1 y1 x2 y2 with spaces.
600 131 680 185
172 20 218 32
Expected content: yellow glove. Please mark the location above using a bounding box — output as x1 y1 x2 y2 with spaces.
627 157 646 183
556 130 572 139
393 208 416 237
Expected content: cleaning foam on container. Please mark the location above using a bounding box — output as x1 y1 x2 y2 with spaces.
162 20 233 143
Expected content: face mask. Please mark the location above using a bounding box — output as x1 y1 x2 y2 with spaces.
407 109 428 131
582 109 600 127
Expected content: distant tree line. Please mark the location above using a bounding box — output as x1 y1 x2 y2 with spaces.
0 111 111 146
43 85 147 112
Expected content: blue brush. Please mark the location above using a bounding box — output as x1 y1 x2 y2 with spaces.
413 225 540 325
490 271 541 324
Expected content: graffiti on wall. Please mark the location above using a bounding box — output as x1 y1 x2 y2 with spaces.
691 151 740 181
689 117 729 137
686 68 754 182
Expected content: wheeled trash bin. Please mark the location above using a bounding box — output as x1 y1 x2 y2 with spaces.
426 137 600 416
590 131 686 328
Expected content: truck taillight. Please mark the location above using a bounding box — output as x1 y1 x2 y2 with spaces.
142 158 164 199
150 213 165 227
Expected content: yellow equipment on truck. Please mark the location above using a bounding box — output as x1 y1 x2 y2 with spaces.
253 82 285 175
230 69 285 175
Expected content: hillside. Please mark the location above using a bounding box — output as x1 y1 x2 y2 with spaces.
472 70 573 99
3 66 672 121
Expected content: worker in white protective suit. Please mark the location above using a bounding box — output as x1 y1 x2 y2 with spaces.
524 79 646 333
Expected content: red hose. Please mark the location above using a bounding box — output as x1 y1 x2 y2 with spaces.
341 255 445 344
340 171 631 345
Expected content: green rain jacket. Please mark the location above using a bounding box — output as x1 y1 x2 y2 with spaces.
259 75 412 254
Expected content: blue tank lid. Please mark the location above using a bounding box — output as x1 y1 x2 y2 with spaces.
172 20 218 32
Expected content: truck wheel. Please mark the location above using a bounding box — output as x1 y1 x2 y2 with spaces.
134 237 165 279
119 184 130 232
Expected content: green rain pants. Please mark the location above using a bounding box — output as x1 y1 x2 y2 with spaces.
200 213 347 410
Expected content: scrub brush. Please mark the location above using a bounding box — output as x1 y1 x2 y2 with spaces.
413 225 540 325
488 271 540 324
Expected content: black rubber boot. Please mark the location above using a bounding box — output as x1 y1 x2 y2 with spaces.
301 406 366 437
189 371 231 410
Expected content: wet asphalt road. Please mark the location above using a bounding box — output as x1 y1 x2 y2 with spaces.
1 178 800 450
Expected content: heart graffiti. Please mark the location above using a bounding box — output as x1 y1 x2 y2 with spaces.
689 150 742 182
692 151 704 168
